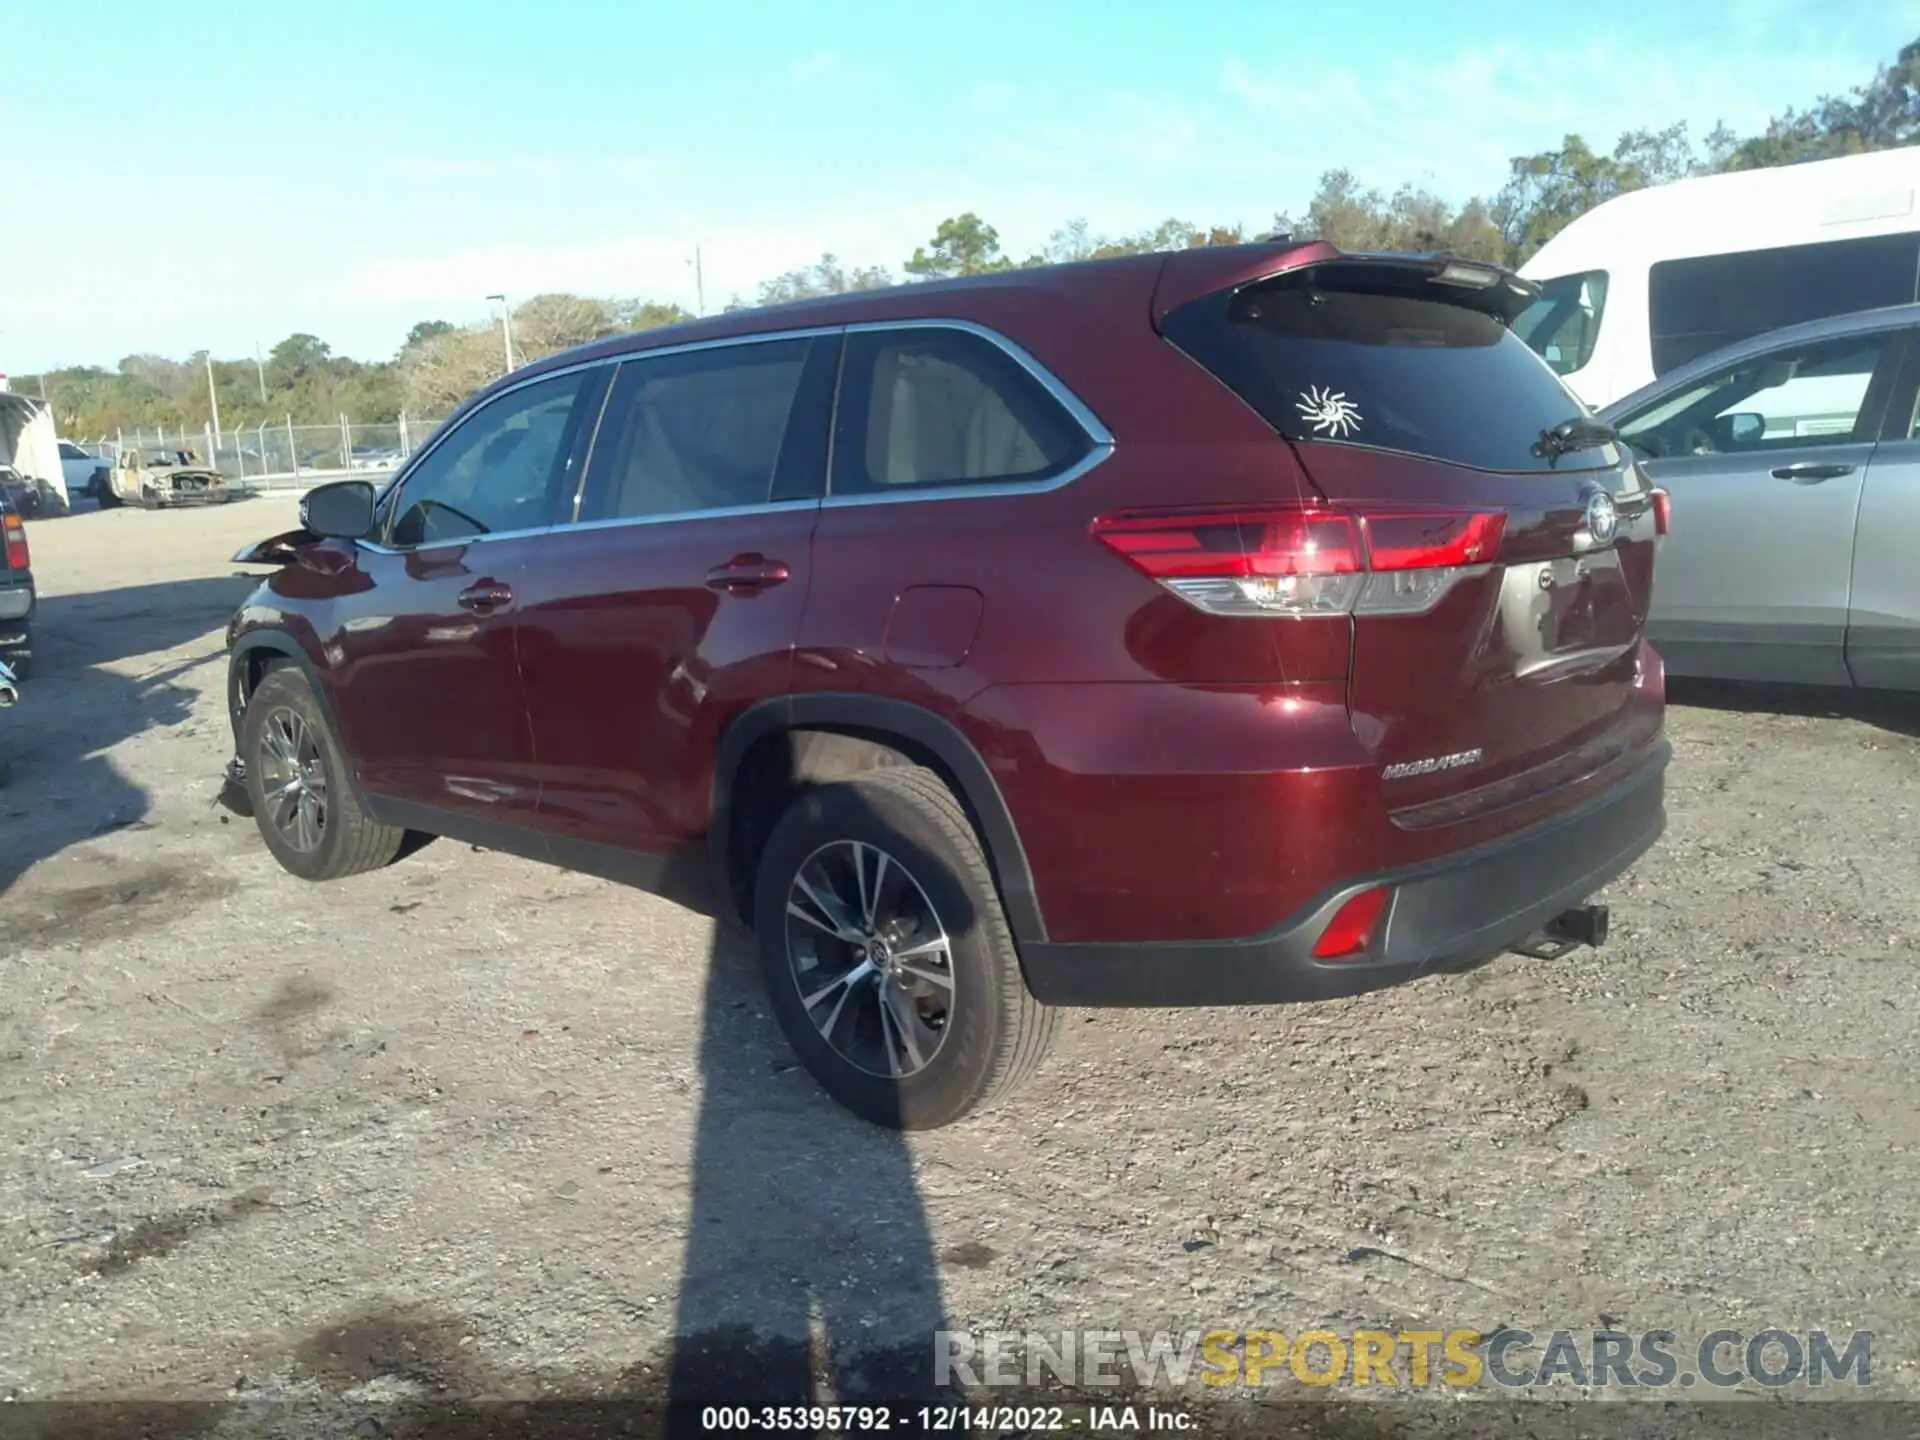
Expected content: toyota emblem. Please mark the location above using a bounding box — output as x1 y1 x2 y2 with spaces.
1583 489 1619 546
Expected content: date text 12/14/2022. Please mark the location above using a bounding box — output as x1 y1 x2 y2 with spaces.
698 1404 1195 1432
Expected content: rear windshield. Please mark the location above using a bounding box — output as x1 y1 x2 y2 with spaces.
1161 263 1616 473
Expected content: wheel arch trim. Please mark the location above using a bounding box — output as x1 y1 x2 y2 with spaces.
710 693 1048 947
227 631 374 809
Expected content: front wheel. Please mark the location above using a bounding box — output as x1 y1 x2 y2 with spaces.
240 665 405 881
753 766 1057 1130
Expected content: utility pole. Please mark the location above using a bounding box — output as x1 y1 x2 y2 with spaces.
204 352 223 449
486 294 516 370
689 246 706 316
254 343 268 402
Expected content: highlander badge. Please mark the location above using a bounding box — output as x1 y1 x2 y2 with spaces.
1382 748 1483 781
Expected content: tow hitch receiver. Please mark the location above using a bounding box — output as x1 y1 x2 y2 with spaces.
1509 903 1609 961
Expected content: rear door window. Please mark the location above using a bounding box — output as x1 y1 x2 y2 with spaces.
1161 262 1610 473
830 327 1092 496
578 335 821 522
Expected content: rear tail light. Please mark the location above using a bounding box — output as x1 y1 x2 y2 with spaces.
3 513 26 571
1650 488 1671 536
1092 504 1506 618
1312 886 1392 960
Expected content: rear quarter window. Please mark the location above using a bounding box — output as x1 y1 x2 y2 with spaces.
1161 264 1615 474
831 327 1092 496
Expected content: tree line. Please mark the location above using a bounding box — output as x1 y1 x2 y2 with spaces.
20 32 1915 439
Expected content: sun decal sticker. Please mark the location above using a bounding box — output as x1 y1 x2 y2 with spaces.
1296 386 1363 439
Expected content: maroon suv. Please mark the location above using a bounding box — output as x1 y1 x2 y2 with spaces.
223 241 1670 1129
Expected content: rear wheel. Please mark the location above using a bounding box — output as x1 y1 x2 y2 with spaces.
241 665 404 882
753 766 1056 1130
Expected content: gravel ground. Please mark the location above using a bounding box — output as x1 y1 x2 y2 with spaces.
1 500 1915 1436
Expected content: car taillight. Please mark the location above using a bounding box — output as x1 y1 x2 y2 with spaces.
1312 886 1392 960
1650 488 1671 537
3 513 25 571
1091 504 1505 618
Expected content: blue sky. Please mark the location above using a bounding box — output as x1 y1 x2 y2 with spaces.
2 0 1913 372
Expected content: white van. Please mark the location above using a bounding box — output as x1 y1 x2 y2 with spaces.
1514 148 1920 410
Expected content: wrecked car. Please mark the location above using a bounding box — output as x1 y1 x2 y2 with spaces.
101 449 234 510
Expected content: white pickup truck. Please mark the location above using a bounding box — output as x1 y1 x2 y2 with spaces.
59 440 110 500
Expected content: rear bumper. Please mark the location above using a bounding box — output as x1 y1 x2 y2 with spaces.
0 581 33 623
1019 740 1669 1007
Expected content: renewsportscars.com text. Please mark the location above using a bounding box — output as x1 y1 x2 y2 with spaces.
936 1327 1872 1390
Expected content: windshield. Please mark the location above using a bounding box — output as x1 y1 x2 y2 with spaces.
1160 263 1614 474
1514 270 1608 376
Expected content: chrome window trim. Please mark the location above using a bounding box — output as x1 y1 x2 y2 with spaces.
566 496 825 535
358 317 1114 552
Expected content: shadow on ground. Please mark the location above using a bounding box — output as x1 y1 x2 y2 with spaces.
1668 676 1920 739
0 577 256 909
9 752 1911 1439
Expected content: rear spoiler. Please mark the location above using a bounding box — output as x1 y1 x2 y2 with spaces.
1153 243 1541 327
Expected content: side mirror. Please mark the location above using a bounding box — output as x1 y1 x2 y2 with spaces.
1720 411 1766 447
299 480 377 540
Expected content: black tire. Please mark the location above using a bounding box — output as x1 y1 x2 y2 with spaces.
240 665 405 882
140 490 160 511
752 765 1057 1130
96 485 121 509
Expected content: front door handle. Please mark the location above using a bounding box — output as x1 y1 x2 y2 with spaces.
1770 462 1855 484
457 580 514 614
704 554 791 594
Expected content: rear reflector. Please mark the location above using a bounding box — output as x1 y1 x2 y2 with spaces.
3 513 25 572
1092 504 1505 617
1312 886 1391 959
1650 488 1671 537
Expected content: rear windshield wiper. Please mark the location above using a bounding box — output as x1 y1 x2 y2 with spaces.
1534 416 1619 459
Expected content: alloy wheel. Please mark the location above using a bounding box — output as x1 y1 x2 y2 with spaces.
258 707 328 852
783 839 955 1079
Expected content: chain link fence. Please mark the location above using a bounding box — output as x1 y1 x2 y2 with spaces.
71 413 450 488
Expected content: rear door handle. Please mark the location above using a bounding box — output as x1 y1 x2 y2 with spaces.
704 554 791 593
456 580 514 613
1770 462 1855 484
